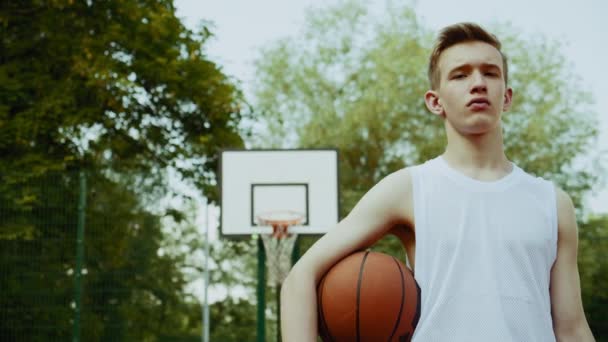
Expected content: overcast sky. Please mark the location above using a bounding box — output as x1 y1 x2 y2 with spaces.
175 0 607 214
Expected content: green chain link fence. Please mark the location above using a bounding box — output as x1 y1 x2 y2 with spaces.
1 169 606 341
0 170 205 341
1 171 80 341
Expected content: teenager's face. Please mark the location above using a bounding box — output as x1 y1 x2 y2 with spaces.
425 41 512 135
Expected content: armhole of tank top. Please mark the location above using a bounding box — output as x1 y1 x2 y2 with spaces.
409 164 426 273
409 165 425 230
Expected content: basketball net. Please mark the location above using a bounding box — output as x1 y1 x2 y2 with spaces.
257 211 303 287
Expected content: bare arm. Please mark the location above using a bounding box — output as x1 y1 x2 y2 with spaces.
550 187 595 341
280 168 414 342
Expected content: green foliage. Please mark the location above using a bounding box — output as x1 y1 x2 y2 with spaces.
253 1 601 215
1 0 245 204
0 0 247 340
81 174 196 341
209 297 257 342
579 215 608 337
497 26 600 209
253 1 439 215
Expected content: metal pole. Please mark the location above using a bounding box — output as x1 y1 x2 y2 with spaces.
257 236 266 342
276 284 281 342
203 199 210 342
291 236 300 265
72 171 86 342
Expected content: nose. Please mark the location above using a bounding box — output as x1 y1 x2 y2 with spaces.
470 71 487 93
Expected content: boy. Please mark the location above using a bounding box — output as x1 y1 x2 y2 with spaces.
280 23 595 341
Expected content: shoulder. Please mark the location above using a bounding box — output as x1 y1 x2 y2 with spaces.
514 170 577 241
345 166 416 226
383 160 433 187
370 166 416 225
372 166 415 201
382 166 414 186
554 186 574 211
553 186 578 242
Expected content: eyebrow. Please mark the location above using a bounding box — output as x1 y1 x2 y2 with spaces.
447 63 501 75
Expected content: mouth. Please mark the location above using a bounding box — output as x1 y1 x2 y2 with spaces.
467 98 490 107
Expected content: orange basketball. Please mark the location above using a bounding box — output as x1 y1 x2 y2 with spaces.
317 251 421 342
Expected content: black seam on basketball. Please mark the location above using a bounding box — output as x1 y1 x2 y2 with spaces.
317 276 326 340
356 251 370 342
388 256 406 342
317 275 335 342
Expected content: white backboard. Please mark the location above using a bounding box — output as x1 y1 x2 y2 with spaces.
220 149 339 237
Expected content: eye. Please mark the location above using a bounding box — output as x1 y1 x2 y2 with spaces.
452 74 466 80
485 72 499 77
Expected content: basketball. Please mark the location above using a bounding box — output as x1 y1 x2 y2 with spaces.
317 251 421 342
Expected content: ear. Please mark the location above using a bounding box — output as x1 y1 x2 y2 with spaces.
502 87 513 112
424 90 444 117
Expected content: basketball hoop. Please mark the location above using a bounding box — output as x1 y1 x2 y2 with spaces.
257 210 304 286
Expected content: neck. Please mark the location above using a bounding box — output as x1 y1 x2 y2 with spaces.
442 121 512 180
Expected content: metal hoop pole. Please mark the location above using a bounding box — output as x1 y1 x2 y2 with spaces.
256 236 266 342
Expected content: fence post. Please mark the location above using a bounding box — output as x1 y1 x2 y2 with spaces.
72 171 87 342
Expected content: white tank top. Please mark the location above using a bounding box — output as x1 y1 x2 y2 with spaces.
410 156 558 342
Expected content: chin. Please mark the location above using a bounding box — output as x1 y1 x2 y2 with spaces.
446 115 500 136
464 129 493 137
464 122 500 135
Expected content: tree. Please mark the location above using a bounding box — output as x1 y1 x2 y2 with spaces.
579 215 608 337
252 1 437 214
209 298 258 342
1 0 245 210
251 0 606 335
252 0 601 214
1 0 247 339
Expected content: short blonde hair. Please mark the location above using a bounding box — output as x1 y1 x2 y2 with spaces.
428 23 508 90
